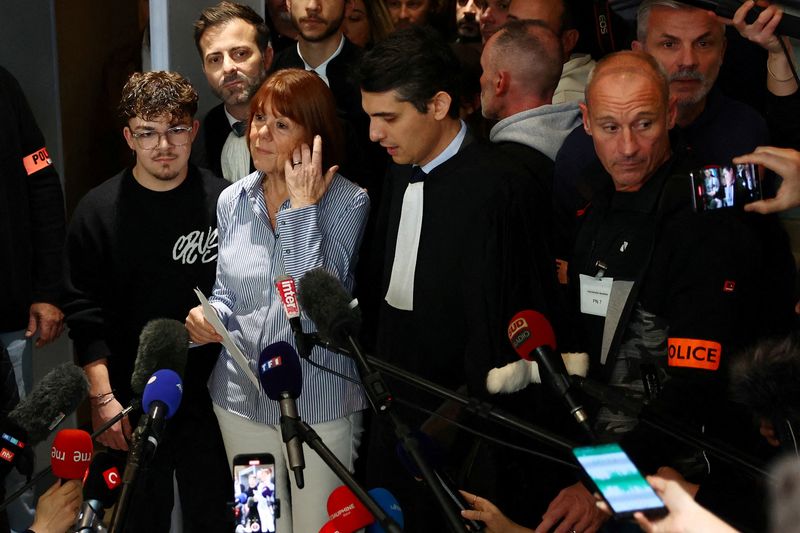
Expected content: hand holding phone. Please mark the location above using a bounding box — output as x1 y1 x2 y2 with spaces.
573 443 667 519
632 475 738 533
690 163 761 212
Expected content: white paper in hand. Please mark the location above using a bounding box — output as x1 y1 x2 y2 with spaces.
193 288 260 388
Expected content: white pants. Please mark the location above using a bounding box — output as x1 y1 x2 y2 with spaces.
213 404 364 533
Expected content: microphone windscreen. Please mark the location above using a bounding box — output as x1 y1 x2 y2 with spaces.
365 488 404 533
730 332 800 423
51 429 93 480
7 362 88 445
142 369 183 420
298 268 361 345
507 310 557 360
258 341 303 401
83 451 123 508
131 319 189 394
326 485 373 532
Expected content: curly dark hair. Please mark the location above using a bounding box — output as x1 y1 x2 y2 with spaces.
118 71 199 122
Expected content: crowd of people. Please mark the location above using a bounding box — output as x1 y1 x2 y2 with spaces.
3 0 800 532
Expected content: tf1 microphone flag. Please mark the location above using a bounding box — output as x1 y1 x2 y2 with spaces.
258 341 303 402
258 342 306 488
51 429 93 480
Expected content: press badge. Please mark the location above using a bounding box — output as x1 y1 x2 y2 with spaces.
579 274 613 317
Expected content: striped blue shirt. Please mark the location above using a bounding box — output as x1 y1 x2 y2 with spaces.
207 170 370 425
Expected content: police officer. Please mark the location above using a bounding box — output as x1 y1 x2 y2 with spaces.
542 50 795 533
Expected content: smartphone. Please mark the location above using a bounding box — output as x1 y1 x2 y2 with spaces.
232 453 278 533
690 163 761 212
572 443 667 519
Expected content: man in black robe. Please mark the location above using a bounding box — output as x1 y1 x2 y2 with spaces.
356 25 561 530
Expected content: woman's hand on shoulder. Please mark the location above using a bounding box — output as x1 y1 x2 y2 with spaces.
284 135 338 209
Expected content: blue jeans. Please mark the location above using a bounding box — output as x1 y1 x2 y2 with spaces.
0 330 35 532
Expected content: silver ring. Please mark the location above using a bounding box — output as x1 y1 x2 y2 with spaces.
293 160 301 166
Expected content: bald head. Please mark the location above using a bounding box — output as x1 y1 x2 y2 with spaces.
480 19 563 119
585 50 669 109
580 51 676 192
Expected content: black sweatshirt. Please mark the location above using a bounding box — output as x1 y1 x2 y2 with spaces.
64 165 227 403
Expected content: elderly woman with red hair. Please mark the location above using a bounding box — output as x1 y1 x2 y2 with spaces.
186 68 369 533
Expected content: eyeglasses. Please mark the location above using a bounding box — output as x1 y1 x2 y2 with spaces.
130 126 193 150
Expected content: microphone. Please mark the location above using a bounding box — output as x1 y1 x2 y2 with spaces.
138 369 183 457
276 275 314 358
508 310 594 439
326 485 374 533
7 362 88 445
73 452 123 532
130 319 189 394
730 333 800 454
112 369 183 532
365 488 404 533
0 363 88 480
258 341 306 489
297 269 361 349
51 429 93 482
298 268 392 411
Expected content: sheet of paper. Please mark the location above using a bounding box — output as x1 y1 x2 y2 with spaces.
193 288 260 389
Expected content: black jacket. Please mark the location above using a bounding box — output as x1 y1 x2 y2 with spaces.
0 66 65 330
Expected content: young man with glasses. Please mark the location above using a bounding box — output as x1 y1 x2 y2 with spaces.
63 71 231 532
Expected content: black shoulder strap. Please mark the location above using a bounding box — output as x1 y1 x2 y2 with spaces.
592 0 618 55
600 172 688 377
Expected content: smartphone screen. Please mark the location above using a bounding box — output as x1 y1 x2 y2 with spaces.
690 163 761 212
232 453 277 533
572 443 666 518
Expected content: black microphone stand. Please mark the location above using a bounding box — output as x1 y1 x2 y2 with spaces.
340 330 471 533
311 333 580 532
0 403 137 512
279 412 402 533
572 376 771 480
108 417 148 533
312 335 577 453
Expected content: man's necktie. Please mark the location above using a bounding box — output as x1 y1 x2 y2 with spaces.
232 121 246 137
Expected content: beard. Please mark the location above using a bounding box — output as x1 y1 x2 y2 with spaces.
668 68 712 107
294 10 345 43
213 68 267 107
457 15 481 41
